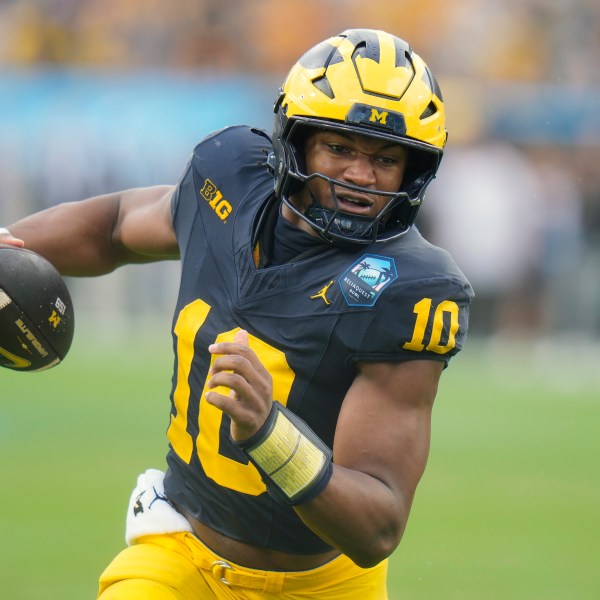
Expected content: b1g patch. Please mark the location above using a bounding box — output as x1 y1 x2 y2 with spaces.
339 254 397 307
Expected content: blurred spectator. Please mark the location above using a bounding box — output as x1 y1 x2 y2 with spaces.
0 0 598 337
528 148 587 334
1 0 598 84
423 138 547 338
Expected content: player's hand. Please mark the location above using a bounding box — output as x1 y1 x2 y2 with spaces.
205 329 274 442
0 227 25 247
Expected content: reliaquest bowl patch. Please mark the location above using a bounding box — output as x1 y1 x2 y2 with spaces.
339 254 398 307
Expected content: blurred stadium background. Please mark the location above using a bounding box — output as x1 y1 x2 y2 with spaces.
0 1 599 598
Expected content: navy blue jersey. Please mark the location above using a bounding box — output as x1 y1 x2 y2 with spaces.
163 125 474 554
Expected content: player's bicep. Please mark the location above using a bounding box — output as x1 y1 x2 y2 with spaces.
333 359 443 495
113 185 179 262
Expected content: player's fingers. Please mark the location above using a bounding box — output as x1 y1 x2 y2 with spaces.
208 331 269 376
204 388 269 438
209 342 268 377
0 228 25 247
233 328 249 346
209 353 253 379
207 359 271 404
204 388 238 412
208 329 250 358
207 368 253 396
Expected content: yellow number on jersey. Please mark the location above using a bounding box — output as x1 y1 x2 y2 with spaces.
402 298 460 354
167 299 295 495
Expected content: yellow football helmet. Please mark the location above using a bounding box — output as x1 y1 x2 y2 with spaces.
271 29 447 244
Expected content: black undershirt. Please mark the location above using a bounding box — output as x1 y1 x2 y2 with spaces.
270 206 325 265
258 201 329 267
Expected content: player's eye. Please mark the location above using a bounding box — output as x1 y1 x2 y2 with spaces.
327 143 349 154
376 156 399 166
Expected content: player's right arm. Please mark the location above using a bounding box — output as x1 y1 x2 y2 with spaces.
1 185 179 276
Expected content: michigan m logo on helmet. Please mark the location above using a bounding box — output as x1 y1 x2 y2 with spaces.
271 29 447 245
369 109 388 125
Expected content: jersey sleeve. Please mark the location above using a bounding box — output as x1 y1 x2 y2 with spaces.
343 273 473 366
170 126 272 259
171 159 197 256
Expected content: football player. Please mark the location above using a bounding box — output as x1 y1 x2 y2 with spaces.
2 29 473 599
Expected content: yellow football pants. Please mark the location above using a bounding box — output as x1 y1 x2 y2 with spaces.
98 531 388 599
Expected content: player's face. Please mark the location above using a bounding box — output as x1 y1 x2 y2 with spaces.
288 129 408 233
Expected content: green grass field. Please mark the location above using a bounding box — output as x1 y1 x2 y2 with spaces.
1 326 598 599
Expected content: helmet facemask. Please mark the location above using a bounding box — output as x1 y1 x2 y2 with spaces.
273 118 441 245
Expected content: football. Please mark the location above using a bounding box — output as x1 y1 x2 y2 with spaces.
0 244 75 372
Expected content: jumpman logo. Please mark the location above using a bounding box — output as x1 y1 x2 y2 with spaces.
310 280 334 306
148 487 169 509
132 487 170 516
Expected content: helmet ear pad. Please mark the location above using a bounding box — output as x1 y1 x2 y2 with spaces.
401 148 441 201
271 114 311 199
384 148 440 233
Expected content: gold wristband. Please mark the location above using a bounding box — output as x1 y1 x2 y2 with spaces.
237 402 333 505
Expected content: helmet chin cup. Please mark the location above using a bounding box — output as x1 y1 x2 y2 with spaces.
306 206 382 245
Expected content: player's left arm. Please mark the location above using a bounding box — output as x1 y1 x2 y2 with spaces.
206 330 443 568
294 358 443 567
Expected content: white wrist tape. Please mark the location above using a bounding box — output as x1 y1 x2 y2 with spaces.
236 402 333 505
0 227 12 237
